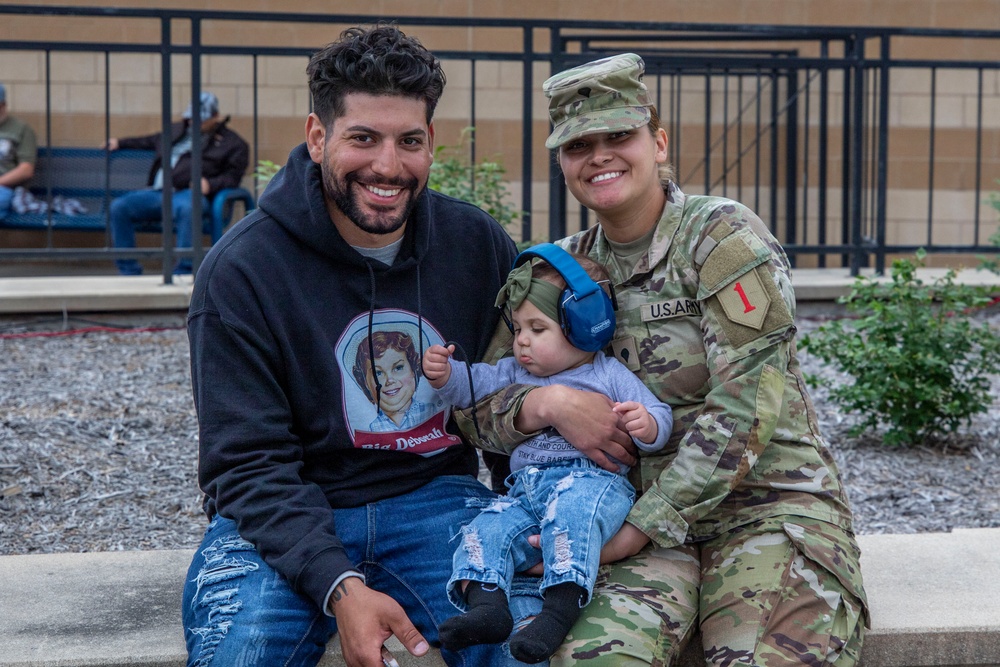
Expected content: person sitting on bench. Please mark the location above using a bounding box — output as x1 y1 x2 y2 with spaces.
104 91 249 275
0 82 38 223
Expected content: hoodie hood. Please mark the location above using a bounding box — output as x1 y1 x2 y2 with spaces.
258 143 432 270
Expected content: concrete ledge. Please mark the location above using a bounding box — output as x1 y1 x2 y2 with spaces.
2 528 999 667
0 269 996 315
0 275 193 314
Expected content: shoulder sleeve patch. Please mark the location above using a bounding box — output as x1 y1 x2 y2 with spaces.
697 228 770 299
716 268 769 330
708 265 794 350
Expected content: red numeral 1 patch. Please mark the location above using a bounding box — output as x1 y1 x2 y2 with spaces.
717 269 770 330
733 281 757 314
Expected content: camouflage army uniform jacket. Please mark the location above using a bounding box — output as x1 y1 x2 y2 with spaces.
468 182 857 555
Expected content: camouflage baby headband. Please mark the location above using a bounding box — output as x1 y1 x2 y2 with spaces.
495 261 562 324
543 52 653 149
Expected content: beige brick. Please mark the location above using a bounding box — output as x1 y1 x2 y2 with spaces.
988 70 1000 96
887 188 933 221
261 56 308 87
435 90 472 122
49 52 99 84
469 89 524 121
65 83 110 114
898 93 935 127
206 55 254 86
210 87 239 118
932 189 989 223
800 91 845 127
892 68 933 94
43 83 71 114
234 85 296 119
0 51 44 83
933 68 984 96
293 88 312 118
929 220 977 245
965 95 1000 129
440 61 472 90
258 88 298 117
468 60 504 90
885 218 931 245
105 84 130 116
934 95 967 129
123 85 164 115
498 62 526 90
169 54 192 86
108 53 158 85
12 83 48 114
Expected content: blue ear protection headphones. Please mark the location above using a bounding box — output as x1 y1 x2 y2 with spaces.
507 243 618 352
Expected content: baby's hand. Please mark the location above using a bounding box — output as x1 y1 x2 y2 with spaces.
422 344 455 389
613 401 658 445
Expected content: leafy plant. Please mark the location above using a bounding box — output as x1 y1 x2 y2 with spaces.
428 128 525 247
801 249 1000 446
255 159 282 186
979 185 1000 274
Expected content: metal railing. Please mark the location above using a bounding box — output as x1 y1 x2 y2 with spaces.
1 5 998 279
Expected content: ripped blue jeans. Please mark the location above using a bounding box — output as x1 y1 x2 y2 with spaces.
182 475 544 667
448 459 635 610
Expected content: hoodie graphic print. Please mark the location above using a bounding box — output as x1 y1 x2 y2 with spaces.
338 309 459 454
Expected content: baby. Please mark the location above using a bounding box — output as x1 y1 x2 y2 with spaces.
422 244 673 663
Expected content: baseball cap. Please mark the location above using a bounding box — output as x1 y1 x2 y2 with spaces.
182 91 220 120
543 53 652 149
0 83 6 104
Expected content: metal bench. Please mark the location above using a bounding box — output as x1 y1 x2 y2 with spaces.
0 147 254 243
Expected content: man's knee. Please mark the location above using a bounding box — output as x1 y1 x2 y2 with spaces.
109 195 128 220
184 531 261 666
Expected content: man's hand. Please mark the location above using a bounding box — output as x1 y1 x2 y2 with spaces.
329 577 429 667
201 177 211 195
421 344 454 389
102 138 119 151
613 401 657 445
518 385 637 471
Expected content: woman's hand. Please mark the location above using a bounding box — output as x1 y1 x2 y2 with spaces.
517 386 637 471
599 521 650 563
521 522 650 575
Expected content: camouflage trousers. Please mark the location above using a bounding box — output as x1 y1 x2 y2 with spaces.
551 517 868 666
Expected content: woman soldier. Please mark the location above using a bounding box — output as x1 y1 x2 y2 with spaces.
469 53 868 666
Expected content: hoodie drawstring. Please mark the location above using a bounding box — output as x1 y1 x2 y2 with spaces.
364 260 383 416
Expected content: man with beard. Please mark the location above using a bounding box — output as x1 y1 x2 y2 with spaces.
181 24 576 667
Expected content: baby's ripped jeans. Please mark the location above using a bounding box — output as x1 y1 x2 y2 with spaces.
448 458 636 610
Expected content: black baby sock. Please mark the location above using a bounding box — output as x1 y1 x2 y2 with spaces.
439 582 513 651
509 581 587 664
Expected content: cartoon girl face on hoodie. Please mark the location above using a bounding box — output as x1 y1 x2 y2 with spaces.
352 330 420 426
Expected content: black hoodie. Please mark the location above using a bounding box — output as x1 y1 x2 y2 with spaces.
187 142 517 610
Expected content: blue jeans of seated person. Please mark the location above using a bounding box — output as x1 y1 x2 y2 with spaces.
0 185 12 221
110 188 208 276
448 458 635 610
182 475 545 667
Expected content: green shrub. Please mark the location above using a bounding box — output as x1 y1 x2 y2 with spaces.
427 128 526 248
980 186 1000 274
801 249 1000 446
255 159 282 186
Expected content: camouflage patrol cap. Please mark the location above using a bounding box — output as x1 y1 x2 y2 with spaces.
543 53 652 149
